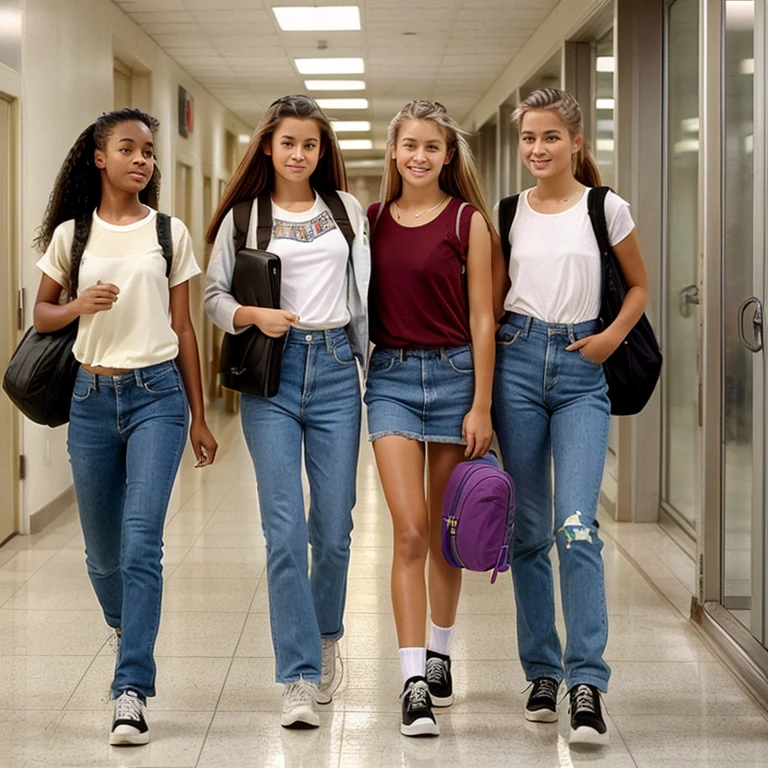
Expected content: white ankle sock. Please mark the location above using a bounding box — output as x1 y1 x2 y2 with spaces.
428 622 454 656
399 647 426 683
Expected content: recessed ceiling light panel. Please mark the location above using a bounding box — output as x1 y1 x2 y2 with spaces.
274 6 361 32
316 98 369 109
295 58 365 75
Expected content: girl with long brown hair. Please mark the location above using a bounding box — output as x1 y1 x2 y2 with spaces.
492 88 650 745
205 95 370 729
364 100 496 736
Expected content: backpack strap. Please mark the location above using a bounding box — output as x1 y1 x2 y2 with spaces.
232 200 253 253
497 194 520 267
155 212 173 278
586 186 613 266
455 201 470 243
69 214 92 299
317 189 355 253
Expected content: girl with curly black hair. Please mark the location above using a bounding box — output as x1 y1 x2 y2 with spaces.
33 108 217 746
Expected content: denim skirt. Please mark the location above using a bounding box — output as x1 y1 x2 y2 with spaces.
364 345 474 444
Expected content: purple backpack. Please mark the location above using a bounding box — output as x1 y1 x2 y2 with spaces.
441 451 515 584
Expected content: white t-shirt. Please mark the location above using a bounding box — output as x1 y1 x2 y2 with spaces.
36 207 201 368
269 195 350 330
502 188 635 324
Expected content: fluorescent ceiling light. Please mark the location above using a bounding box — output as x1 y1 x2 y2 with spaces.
681 117 699 133
674 139 700 154
317 98 368 109
596 139 615 152
595 98 614 110
238 134 252 143
339 139 373 150
596 56 615 73
295 58 364 75
304 80 366 91
741 58 755 75
346 159 385 169
332 121 371 132
274 6 360 31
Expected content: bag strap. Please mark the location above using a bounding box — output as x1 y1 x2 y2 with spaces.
69 214 92 299
317 188 355 254
586 186 613 265
232 196 272 252
155 212 173 278
455 201 470 243
497 194 520 266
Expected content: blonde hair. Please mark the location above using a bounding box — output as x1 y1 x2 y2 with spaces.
206 95 347 243
380 100 494 230
513 88 602 188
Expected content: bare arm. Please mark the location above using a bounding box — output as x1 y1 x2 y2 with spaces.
464 211 496 459
566 228 650 363
33 274 119 332
170 280 218 467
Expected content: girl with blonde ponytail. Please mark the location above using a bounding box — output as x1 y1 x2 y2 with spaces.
492 88 650 745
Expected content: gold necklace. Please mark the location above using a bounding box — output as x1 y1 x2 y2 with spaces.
393 194 449 220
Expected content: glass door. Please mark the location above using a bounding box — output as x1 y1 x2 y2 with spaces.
661 0 701 538
721 0 766 642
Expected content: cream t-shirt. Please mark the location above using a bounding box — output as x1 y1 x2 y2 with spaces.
36 207 201 368
502 188 635 324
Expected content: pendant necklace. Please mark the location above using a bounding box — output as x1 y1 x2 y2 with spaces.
393 194 449 220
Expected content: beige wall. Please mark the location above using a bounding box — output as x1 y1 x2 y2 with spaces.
19 0 252 528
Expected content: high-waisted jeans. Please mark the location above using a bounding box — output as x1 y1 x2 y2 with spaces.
67 360 188 699
492 312 611 691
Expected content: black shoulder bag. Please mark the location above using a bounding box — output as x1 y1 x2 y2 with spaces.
497 189 662 416
219 190 354 398
2 213 173 427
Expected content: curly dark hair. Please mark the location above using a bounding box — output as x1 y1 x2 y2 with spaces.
34 108 161 253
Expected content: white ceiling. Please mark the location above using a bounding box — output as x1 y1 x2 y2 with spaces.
113 0 560 162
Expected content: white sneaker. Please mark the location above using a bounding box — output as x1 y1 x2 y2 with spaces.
316 638 343 704
109 689 149 746
281 680 320 728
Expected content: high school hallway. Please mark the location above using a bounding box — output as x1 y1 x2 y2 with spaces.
1 407 766 768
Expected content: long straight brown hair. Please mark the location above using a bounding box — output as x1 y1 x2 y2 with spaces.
380 100 494 232
513 88 602 188
206 95 347 243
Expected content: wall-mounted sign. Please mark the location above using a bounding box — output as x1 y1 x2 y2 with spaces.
178 85 194 137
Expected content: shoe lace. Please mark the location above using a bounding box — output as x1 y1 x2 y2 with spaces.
283 680 317 706
115 693 144 722
425 657 446 685
532 677 559 701
571 684 596 715
407 681 429 711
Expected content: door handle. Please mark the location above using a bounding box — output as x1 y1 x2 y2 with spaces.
678 283 700 318
737 296 764 353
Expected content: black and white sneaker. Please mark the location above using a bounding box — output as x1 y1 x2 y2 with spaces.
399 676 439 737
569 684 609 745
425 650 453 707
109 689 149 746
524 677 559 723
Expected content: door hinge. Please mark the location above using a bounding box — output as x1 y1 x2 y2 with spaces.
17 288 25 331
18 454 25 480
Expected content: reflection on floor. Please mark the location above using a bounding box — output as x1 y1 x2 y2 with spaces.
1 407 767 767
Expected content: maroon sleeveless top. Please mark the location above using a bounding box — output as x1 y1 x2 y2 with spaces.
367 197 476 349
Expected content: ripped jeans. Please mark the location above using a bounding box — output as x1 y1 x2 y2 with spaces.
492 312 611 691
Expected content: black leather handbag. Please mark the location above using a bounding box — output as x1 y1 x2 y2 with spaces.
497 187 662 416
218 195 284 398
2 213 174 427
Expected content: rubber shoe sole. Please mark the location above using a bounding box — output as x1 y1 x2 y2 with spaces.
569 724 609 745
525 705 558 723
400 717 440 737
109 725 150 746
430 692 454 708
281 704 320 729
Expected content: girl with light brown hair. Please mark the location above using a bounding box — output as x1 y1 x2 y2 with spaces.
365 99 496 736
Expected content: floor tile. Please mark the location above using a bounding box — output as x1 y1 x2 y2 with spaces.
0 655 93 709
0 609 109 656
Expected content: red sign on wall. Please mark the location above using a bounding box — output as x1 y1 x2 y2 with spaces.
178 86 194 138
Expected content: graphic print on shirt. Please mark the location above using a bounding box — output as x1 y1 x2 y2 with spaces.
273 210 338 242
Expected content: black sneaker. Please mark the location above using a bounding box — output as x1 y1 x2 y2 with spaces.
399 676 439 737
524 677 559 723
109 689 149 746
569 684 609 745
425 650 453 707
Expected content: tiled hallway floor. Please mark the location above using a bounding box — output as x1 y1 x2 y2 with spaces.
2 407 768 767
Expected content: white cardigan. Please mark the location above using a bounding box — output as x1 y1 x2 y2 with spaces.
204 190 371 363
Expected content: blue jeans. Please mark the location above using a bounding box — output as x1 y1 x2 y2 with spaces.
67 361 189 700
240 327 361 684
492 313 611 692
